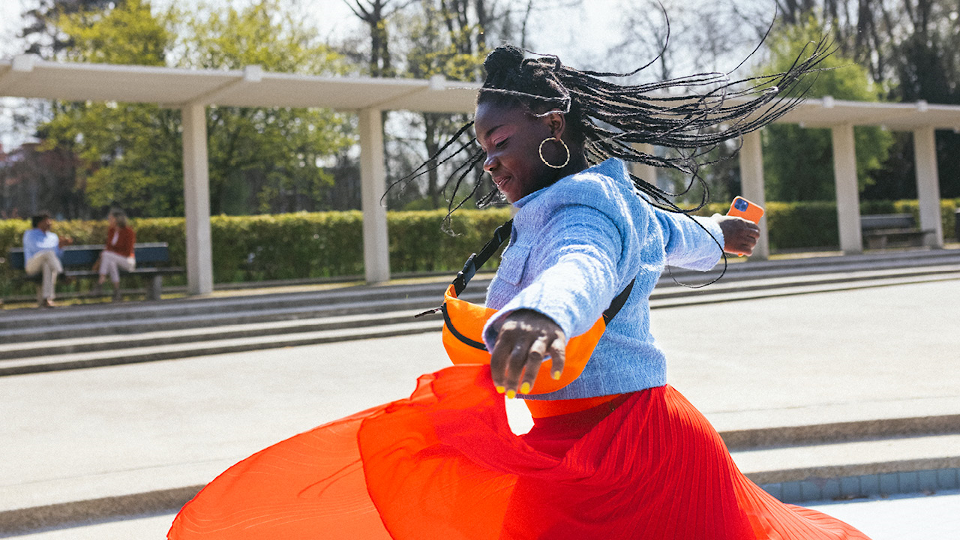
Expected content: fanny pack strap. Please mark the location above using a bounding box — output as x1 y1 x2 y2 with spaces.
447 219 635 325
452 219 514 297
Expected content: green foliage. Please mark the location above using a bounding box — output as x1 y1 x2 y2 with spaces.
38 0 184 216
36 0 355 218
5 202 959 299
759 18 894 202
763 201 840 250
57 0 171 65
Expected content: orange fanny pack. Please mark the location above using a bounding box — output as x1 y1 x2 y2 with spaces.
424 220 634 398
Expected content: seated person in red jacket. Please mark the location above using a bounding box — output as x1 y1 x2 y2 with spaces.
96 209 136 301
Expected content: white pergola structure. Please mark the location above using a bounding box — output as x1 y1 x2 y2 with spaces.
4 55 960 294
631 97 960 258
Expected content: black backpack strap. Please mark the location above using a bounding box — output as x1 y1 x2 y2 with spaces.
421 218 636 325
452 219 513 296
601 278 635 324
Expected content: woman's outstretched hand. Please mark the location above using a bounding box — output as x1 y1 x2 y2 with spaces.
714 215 760 256
489 309 566 398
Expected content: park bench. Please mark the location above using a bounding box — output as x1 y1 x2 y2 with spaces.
7 243 183 301
860 213 934 249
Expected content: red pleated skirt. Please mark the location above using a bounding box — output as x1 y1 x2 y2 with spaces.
168 365 870 539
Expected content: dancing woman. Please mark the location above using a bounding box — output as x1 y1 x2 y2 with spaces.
169 42 870 539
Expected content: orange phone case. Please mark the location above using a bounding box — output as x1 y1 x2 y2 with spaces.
728 196 764 224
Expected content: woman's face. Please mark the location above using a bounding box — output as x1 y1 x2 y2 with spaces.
475 101 556 203
108 214 117 228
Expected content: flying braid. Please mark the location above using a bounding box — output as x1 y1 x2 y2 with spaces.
393 34 832 236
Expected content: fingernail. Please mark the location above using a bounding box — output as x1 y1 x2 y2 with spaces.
520 382 531 394
506 389 516 399
495 386 505 394
552 371 561 380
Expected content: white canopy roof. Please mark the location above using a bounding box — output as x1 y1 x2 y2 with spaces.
4 55 960 130
0 55 479 113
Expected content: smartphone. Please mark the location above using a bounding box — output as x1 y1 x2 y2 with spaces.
728 196 764 224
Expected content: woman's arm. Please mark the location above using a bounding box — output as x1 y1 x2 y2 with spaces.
651 208 724 270
484 205 623 396
653 207 760 264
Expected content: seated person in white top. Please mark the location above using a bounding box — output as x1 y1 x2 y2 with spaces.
22 212 73 308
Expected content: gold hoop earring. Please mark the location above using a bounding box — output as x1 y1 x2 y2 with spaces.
538 137 570 169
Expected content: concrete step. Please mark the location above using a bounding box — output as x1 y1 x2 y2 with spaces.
5 247 958 331
5 262 958 347
652 267 960 308
0 318 446 376
0 310 442 360
0 289 485 347
4 268 958 373
0 278 483 331
738 435 960 503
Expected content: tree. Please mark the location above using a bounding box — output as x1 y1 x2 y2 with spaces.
177 1 356 214
35 0 356 217
759 18 894 202
389 0 488 209
0 142 83 219
343 0 406 78
18 0 118 58
33 0 180 216
885 1 960 198
758 1 960 199
347 0 543 211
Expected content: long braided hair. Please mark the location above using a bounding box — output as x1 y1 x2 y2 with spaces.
391 36 832 234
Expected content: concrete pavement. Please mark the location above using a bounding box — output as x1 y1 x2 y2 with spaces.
1 261 959 536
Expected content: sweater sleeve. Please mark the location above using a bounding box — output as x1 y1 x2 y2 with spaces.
482 204 622 349
652 208 724 271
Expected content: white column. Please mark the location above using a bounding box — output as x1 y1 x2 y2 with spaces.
359 108 390 283
740 131 769 259
629 143 659 190
831 124 863 254
182 103 214 295
913 127 944 247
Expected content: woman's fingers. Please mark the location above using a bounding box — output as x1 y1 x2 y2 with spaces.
489 310 565 397
547 337 566 381
516 336 548 395
717 216 761 256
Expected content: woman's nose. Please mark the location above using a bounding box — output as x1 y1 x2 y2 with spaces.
483 153 497 172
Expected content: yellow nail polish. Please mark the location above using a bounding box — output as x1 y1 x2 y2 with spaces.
520 382 531 394
506 389 516 399
552 371 561 380
495 386 505 394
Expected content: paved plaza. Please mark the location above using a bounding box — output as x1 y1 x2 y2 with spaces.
2 277 958 537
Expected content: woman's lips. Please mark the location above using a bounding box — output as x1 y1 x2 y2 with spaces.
493 175 511 188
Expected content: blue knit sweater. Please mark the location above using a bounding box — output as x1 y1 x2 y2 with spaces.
481 158 724 400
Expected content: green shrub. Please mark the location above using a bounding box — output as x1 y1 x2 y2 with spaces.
3 199 957 299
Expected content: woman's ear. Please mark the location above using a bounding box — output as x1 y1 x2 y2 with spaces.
542 111 566 139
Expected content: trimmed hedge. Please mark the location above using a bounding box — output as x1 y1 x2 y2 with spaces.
2 200 958 298
0 209 511 298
